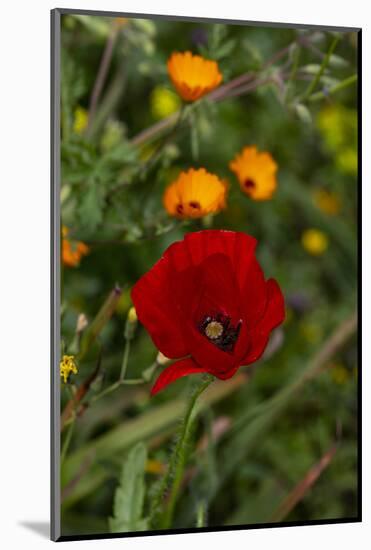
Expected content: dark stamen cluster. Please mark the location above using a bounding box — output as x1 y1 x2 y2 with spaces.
199 312 242 352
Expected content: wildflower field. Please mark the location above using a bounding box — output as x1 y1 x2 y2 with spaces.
59 13 359 537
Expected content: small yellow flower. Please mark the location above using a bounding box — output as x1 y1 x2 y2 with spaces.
62 226 90 268
313 189 341 216
150 86 181 120
60 355 78 384
73 106 88 134
163 168 227 219
229 146 278 201
167 52 222 102
336 147 358 175
301 229 329 256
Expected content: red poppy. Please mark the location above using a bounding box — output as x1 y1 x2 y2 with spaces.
131 230 285 395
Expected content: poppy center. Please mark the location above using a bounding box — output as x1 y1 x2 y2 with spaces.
205 321 223 340
244 178 256 189
176 203 184 215
189 201 201 210
199 313 242 353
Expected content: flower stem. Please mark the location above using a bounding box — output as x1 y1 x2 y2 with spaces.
196 500 206 528
160 374 214 529
61 418 75 465
301 35 340 101
308 74 357 102
119 337 131 381
86 21 120 136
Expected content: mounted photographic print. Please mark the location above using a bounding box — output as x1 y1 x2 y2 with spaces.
51 8 361 541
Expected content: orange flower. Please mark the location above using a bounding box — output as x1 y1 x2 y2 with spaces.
62 226 89 268
229 146 278 201
167 52 222 102
163 168 227 219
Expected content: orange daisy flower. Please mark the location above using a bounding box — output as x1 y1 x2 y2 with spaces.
62 226 90 268
229 146 278 201
163 168 227 219
167 52 222 102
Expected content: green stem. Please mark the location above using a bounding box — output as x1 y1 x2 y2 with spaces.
196 500 206 528
78 286 122 361
160 374 214 529
302 35 340 100
119 337 131 381
308 74 357 102
61 419 75 465
86 22 120 135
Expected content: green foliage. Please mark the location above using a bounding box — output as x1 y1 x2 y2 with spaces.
108 442 149 533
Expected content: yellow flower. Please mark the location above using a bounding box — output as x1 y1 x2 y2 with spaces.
229 146 278 201
336 147 358 176
317 105 356 152
167 52 222 102
163 168 227 219
73 106 88 134
62 226 90 268
60 355 78 384
301 229 329 256
313 189 341 216
317 105 357 175
150 85 181 120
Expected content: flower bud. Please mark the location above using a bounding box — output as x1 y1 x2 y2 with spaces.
156 351 171 365
76 313 88 335
125 307 138 340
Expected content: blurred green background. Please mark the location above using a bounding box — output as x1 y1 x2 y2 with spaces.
60 13 358 537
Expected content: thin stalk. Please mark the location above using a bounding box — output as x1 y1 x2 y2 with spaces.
119 337 131 381
86 22 120 135
196 501 206 528
160 375 214 529
61 419 75 465
139 104 188 176
130 39 298 147
308 74 357 102
88 376 144 405
301 35 340 100
284 45 301 103
78 286 122 361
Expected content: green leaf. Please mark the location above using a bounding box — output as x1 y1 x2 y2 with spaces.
328 54 349 68
108 443 149 533
301 64 329 75
78 182 103 234
214 39 236 60
294 103 312 125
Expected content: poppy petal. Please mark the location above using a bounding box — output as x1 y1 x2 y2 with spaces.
151 357 206 396
189 326 237 376
241 278 285 365
131 257 189 359
240 257 268 328
165 230 257 279
192 253 242 322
